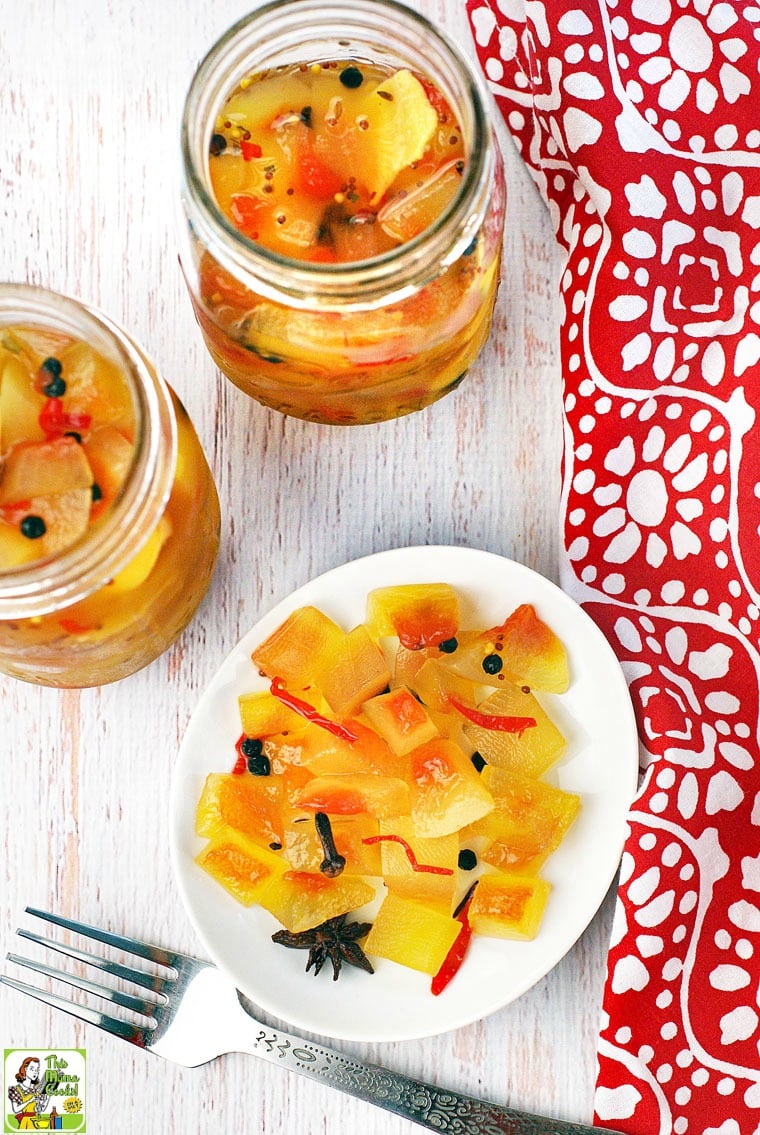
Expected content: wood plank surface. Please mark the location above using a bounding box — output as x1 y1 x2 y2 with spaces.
0 3 614 1132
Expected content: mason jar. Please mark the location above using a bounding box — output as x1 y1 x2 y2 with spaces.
179 0 506 425
0 284 221 687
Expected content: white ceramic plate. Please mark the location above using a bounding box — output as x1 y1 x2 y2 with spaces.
170 545 639 1042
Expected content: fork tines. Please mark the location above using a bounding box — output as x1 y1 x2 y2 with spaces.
1 907 180 1046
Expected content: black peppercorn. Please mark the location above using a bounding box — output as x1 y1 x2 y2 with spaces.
470 751 486 773
40 357 62 378
209 133 227 156
91 483 103 502
240 736 269 775
482 652 503 675
43 375 66 397
458 849 477 871
438 637 458 654
39 357 65 396
247 753 271 776
339 65 364 89
240 737 263 758
20 515 46 540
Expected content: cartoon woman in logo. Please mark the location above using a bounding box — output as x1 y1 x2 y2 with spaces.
7 1057 58 1130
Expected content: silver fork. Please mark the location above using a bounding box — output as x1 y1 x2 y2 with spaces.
2 908 621 1135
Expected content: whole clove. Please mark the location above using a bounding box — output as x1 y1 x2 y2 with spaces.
315 811 346 877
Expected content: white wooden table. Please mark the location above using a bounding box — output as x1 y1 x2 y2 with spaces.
0 2 614 1131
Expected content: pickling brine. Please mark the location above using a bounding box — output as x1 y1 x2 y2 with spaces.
208 61 469 263
0 286 220 687
180 0 505 424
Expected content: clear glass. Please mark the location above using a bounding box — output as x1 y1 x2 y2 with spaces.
0 285 221 687
179 0 506 425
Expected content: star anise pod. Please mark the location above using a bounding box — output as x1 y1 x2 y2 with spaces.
272 914 374 980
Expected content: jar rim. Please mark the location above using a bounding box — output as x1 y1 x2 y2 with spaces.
180 0 494 308
0 283 176 617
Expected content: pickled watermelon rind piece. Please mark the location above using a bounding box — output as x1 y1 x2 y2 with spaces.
293 772 410 819
355 69 439 205
365 582 459 649
462 684 567 779
408 738 495 838
468 872 552 940
464 768 580 875
378 816 458 912
238 689 308 737
195 771 283 848
259 870 375 934
447 603 570 693
195 826 287 907
0 331 140 574
194 579 579 990
251 605 346 686
363 891 460 974
282 813 382 876
0 436 93 502
362 686 439 756
312 623 391 717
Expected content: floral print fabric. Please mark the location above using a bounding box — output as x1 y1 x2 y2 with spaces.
465 2 760 1132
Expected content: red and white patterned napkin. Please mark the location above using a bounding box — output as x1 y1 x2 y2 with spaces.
465 2 760 1132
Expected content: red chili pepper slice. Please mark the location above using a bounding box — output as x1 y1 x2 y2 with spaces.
298 147 345 199
0 500 32 525
362 834 454 876
39 397 64 435
303 245 339 264
230 194 263 240
431 883 477 996
63 410 92 431
270 677 358 743
448 696 536 734
240 139 263 161
231 732 249 775
418 76 453 125
38 397 92 439
59 618 98 635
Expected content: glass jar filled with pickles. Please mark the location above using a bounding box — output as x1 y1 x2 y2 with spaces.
179 0 506 424
0 284 220 687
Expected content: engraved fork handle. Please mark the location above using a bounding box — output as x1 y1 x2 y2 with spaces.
234 1017 622 1135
